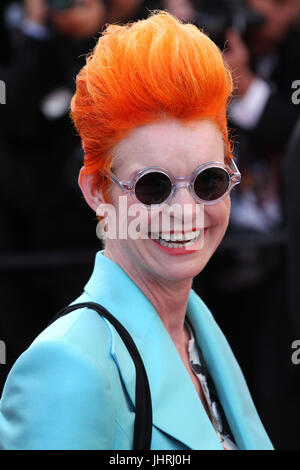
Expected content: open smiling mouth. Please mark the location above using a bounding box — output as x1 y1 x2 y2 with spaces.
149 230 204 248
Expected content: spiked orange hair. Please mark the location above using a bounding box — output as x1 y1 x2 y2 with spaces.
70 10 233 203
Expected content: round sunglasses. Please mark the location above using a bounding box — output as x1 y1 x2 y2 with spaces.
110 159 241 207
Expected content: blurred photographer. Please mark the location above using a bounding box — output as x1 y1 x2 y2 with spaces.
0 0 107 249
219 0 300 240
0 0 107 394
224 0 300 149
165 0 300 150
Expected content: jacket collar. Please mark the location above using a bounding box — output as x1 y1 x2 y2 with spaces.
84 251 273 450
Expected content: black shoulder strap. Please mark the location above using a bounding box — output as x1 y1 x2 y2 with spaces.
48 301 152 450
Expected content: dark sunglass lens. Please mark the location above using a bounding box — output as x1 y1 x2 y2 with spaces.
194 168 230 201
135 172 172 205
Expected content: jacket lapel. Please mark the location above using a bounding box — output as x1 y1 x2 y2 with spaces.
109 305 224 450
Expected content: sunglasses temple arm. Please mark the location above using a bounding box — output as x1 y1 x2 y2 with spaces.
229 159 241 184
110 172 132 193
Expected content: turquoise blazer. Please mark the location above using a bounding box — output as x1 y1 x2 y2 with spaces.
0 251 273 450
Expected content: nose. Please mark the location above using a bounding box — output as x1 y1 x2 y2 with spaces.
172 182 196 206
169 184 204 231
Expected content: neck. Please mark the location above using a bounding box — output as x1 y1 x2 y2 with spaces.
104 244 192 346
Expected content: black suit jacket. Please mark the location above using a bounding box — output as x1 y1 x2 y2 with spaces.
230 27 300 152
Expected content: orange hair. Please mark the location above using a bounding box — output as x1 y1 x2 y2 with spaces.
70 10 233 203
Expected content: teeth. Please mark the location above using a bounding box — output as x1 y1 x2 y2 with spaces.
151 230 204 248
161 230 201 242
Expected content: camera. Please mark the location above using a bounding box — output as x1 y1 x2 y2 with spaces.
190 0 265 49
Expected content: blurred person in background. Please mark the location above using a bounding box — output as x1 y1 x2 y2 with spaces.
222 0 300 451
0 0 107 394
159 0 300 448
224 0 300 231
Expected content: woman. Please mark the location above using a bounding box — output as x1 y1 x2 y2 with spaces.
0 11 273 450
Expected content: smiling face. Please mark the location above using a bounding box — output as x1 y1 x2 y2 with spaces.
93 118 231 283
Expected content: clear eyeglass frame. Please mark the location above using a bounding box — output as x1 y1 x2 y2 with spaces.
109 159 241 208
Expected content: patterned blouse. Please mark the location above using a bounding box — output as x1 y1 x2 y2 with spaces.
185 320 238 450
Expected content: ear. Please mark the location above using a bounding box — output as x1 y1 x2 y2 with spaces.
78 167 104 212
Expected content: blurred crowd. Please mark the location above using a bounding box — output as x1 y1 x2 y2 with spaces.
1 0 300 449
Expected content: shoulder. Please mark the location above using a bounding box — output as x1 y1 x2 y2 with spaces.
33 303 113 365
0 306 116 449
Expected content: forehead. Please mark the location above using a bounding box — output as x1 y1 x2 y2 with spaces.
111 118 225 176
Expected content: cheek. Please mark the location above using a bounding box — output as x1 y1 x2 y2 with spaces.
205 197 231 229
113 194 151 241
